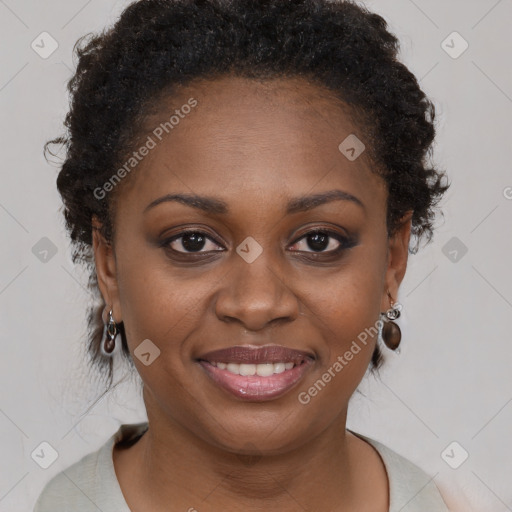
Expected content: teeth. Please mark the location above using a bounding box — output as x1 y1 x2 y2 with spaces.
210 361 298 376
273 363 285 374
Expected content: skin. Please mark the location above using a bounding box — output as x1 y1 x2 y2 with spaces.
92 75 413 511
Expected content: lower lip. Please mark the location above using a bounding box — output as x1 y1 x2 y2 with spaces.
198 360 314 401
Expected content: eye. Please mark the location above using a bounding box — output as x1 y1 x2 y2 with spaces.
161 230 224 254
288 229 354 254
160 227 356 258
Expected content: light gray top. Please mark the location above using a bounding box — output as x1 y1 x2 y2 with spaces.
33 422 450 511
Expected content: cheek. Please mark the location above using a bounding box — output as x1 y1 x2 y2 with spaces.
116 261 207 413
300 245 386 369
114 240 203 355
296 295 380 413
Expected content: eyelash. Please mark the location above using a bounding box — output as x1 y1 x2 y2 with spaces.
159 228 356 259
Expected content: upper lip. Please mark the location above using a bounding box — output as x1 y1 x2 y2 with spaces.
198 345 315 364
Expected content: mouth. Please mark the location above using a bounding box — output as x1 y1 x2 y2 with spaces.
196 345 315 401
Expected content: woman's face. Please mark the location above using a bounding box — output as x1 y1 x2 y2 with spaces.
94 75 411 454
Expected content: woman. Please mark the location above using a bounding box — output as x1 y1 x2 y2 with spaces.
35 0 450 510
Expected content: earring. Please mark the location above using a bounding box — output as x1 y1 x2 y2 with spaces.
102 307 118 356
380 290 402 351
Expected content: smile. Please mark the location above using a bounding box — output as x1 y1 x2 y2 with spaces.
197 345 315 401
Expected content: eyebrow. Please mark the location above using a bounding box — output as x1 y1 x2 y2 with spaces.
143 189 365 215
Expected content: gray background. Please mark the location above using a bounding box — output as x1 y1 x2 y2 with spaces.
1 0 511 510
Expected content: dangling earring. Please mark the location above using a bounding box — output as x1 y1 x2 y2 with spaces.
380 290 402 351
102 307 118 356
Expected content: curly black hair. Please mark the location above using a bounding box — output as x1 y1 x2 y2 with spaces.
45 0 449 392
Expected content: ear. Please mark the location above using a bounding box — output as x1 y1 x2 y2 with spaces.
381 211 413 312
92 215 121 322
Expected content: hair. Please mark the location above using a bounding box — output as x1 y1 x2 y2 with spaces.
45 0 449 392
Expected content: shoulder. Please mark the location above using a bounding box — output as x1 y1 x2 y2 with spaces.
349 430 451 512
33 422 148 512
33 442 109 512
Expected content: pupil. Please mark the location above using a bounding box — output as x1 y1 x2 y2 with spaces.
180 232 330 253
182 233 205 252
308 232 328 252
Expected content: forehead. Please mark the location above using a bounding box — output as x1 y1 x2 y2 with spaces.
116 75 384 211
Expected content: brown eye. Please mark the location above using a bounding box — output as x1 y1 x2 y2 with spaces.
161 230 224 254
289 230 355 254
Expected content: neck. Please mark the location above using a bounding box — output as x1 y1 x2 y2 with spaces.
140 418 354 511
113 390 386 511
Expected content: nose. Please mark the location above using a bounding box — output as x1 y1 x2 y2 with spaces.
214 252 300 332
